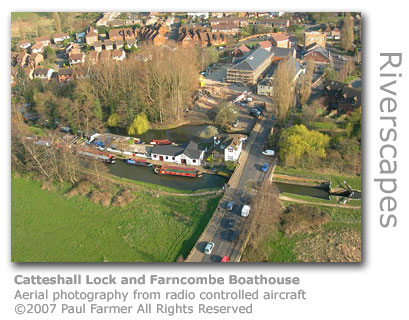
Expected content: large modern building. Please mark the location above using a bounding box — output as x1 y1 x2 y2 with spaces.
226 48 273 84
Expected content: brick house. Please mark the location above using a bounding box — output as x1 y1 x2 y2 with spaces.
303 44 331 64
112 49 126 61
270 33 290 48
57 68 74 83
93 41 102 52
53 33 70 44
86 28 99 45
16 52 29 67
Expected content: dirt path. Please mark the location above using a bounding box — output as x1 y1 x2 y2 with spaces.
280 195 361 209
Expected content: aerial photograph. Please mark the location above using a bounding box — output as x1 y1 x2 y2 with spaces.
11 12 362 263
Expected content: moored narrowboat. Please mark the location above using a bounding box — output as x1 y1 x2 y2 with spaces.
154 165 202 178
125 158 153 167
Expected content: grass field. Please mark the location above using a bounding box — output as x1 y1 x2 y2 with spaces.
242 203 361 262
11 176 221 262
11 12 51 22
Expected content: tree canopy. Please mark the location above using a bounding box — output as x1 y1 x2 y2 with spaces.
279 124 330 167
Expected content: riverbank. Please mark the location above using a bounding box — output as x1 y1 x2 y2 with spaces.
11 174 222 262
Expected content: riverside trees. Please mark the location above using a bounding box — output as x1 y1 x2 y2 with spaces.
14 45 200 135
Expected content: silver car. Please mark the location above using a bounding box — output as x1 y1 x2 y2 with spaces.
204 242 215 255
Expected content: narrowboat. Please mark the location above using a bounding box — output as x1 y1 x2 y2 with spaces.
154 165 202 178
150 139 174 145
76 147 116 164
125 158 153 167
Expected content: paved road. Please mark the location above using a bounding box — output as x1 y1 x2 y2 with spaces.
191 113 276 262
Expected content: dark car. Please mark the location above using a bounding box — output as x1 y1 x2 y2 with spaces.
250 109 261 118
225 219 235 229
228 229 239 242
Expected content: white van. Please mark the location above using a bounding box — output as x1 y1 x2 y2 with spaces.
241 205 251 217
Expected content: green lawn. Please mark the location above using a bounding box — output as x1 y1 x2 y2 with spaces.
11 176 220 262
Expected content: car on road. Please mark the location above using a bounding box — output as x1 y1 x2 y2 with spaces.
227 229 239 242
204 242 214 255
226 201 235 211
262 150 275 156
225 219 235 229
241 205 251 217
221 256 230 262
250 109 261 117
262 163 269 172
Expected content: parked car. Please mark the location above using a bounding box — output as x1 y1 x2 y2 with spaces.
241 205 251 217
250 109 261 117
262 163 269 172
226 201 235 211
204 242 214 255
228 229 239 242
221 256 230 262
246 97 253 102
262 150 275 156
225 219 235 229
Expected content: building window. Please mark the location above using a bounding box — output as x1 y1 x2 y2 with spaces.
172 157 175 160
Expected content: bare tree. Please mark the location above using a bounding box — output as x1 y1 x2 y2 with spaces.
340 12 354 52
271 59 295 120
299 61 314 106
244 181 282 261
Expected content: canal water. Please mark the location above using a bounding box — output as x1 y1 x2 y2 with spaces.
274 182 361 200
108 160 228 191
110 124 217 144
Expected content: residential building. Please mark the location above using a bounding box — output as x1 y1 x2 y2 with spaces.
270 33 290 48
96 12 120 27
214 135 247 162
86 28 99 45
126 38 137 48
32 67 54 80
30 43 44 54
115 40 124 49
53 33 70 44
57 68 74 83
27 53 44 68
93 41 102 52
226 48 273 85
187 12 209 19
17 39 31 50
151 141 205 166
232 45 251 57
258 40 272 50
303 43 331 64
112 49 126 61
108 29 124 41
304 31 326 48
68 53 85 66
33 36 51 47
104 40 114 50
323 80 361 113
16 52 29 67
273 18 290 29
211 23 240 35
